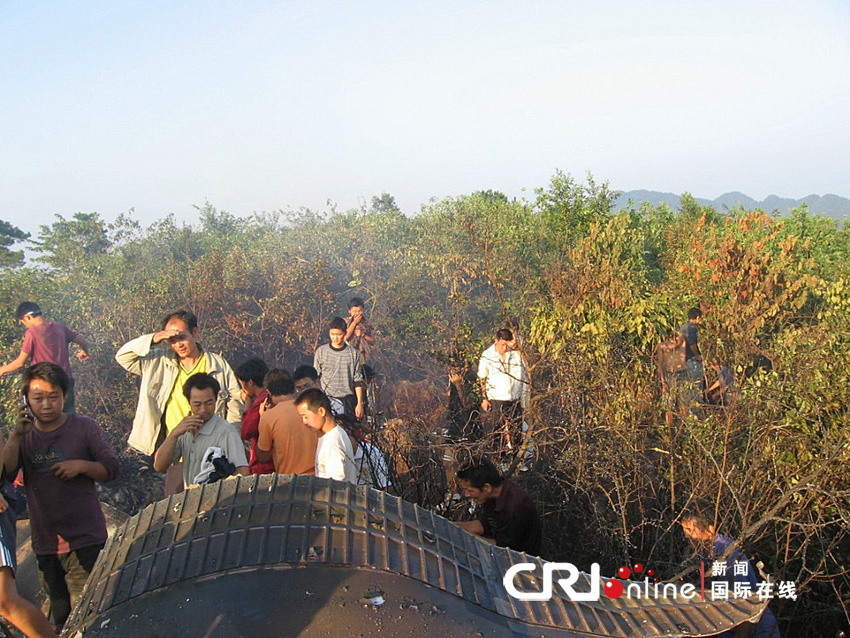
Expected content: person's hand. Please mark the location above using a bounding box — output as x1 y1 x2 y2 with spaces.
240 387 250 404
480 399 491 412
259 395 272 415
76 350 91 362
0 493 9 514
52 460 88 481
173 414 205 436
14 405 34 436
449 371 462 384
355 401 365 419
349 311 362 325
153 327 182 344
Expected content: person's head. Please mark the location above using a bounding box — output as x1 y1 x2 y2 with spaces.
21 362 68 425
348 297 364 317
182 373 220 423
688 307 703 323
294 387 334 433
265 368 295 402
235 358 269 398
494 328 514 356
16 302 44 327
293 365 320 394
328 316 347 348
710 357 721 370
681 504 716 543
161 310 201 360
457 457 505 506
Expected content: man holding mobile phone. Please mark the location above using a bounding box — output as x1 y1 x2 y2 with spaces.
2 362 118 632
0 397 57 637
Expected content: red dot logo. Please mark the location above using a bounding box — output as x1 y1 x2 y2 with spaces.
647 568 655 577
603 579 624 599
633 563 644 574
617 566 631 579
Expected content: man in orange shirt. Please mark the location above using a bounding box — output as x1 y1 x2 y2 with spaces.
257 370 318 475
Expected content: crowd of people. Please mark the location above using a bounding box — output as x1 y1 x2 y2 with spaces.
0 298 774 636
0 298 389 635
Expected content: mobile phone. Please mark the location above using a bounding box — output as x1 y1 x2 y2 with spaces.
20 395 33 420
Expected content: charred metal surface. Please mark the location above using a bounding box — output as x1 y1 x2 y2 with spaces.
63 474 770 637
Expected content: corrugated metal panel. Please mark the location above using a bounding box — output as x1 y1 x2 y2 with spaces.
65 474 771 637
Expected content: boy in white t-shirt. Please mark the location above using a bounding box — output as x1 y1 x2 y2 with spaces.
294 388 356 484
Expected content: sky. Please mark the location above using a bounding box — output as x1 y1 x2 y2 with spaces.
2 0 849 237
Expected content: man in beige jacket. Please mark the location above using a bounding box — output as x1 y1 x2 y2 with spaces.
116 310 242 495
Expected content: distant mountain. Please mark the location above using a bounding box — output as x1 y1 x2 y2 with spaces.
615 190 850 220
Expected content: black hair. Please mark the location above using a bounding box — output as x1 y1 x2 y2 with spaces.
294 387 332 415
457 457 504 489
22 362 69 397
688 307 703 320
348 297 365 309
682 499 716 532
235 358 269 387
162 309 199 331
293 365 319 382
265 369 295 397
328 316 347 332
495 328 514 342
16 302 42 320
182 372 221 400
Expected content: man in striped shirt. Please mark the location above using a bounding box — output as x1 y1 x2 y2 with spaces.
313 317 365 423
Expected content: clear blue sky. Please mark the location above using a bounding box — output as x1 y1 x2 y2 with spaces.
2 1 849 236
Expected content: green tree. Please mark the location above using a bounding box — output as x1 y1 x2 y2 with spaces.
0 219 29 268
30 212 111 270
534 170 618 255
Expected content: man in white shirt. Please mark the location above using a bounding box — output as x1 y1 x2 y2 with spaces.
478 328 529 451
294 388 357 484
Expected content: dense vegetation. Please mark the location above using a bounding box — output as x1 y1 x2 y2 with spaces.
1 172 848 636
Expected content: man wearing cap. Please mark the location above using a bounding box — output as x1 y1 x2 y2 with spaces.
0 302 91 413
